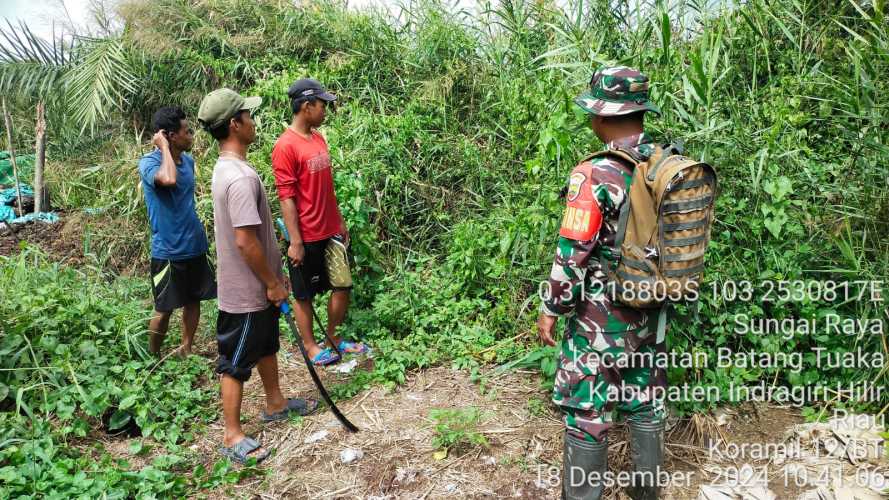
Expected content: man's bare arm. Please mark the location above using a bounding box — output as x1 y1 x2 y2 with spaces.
152 131 177 187
280 197 306 265
233 226 288 305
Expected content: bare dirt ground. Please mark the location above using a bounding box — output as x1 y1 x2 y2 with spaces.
0 214 84 265
200 360 568 500
0 214 146 275
143 329 808 500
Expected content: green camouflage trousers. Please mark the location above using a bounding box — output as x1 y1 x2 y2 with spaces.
552 312 667 443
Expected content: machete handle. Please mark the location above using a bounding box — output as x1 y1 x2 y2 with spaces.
275 217 291 243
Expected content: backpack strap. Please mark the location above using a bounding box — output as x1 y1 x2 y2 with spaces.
591 148 641 252
646 143 687 182
582 147 644 166
614 194 632 249
603 206 635 305
580 149 643 276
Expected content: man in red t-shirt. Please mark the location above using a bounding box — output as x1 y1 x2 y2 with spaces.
272 78 368 365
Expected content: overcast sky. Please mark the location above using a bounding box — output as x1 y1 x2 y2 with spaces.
0 0 93 40
0 0 481 43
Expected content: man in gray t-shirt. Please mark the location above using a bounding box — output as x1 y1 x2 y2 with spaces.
198 88 318 465
212 156 282 312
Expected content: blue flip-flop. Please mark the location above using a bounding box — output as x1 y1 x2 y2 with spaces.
311 347 340 366
337 340 370 355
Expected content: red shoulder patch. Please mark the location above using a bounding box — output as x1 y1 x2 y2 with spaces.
559 164 603 240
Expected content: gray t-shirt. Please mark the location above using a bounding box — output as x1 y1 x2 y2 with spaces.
211 157 284 313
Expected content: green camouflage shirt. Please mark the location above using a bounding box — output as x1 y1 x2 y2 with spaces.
541 132 658 346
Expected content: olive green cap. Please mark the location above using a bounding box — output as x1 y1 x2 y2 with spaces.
197 88 262 129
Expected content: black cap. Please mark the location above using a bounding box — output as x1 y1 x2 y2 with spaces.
287 78 337 102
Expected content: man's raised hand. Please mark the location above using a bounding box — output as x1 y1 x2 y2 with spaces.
152 130 169 150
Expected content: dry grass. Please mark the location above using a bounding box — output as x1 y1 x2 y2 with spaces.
178 347 729 500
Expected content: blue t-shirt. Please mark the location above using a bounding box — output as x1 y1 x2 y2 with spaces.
138 149 209 260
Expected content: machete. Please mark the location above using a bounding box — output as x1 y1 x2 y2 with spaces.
280 301 358 432
274 217 356 431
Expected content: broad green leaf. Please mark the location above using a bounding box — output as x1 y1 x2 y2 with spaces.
119 394 137 410
108 410 131 431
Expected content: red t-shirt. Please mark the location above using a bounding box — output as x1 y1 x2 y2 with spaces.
271 129 342 243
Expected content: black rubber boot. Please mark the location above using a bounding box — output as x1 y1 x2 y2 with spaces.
626 418 665 500
562 432 608 500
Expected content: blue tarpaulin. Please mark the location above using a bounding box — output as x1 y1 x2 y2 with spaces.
8 212 59 224
0 183 58 224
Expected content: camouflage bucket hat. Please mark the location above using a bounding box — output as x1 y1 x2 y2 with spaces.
575 66 661 117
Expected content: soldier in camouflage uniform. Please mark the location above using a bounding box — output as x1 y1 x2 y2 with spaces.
537 66 667 500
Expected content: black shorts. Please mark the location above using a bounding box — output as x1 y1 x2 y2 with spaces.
215 304 280 382
288 235 353 300
150 254 217 312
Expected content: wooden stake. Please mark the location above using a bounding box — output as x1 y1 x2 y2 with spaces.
34 101 46 213
2 98 23 217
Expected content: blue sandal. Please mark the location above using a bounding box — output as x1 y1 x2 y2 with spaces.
311 347 340 366
338 340 370 355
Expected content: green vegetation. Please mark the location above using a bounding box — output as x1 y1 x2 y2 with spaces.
429 407 489 453
1 0 887 495
0 247 262 497
527 397 548 417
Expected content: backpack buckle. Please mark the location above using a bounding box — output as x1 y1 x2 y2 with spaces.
671 139 685 155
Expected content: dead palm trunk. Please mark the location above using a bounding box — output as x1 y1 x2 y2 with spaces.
2 98 23 217
34 102 46 213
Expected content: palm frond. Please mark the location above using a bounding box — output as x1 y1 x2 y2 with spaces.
66 36 138 132
0 20 73 98
0 61 68 97
0 22 142 132
0 20 69 65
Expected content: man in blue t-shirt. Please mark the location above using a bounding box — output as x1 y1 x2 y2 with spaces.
138 106 217 356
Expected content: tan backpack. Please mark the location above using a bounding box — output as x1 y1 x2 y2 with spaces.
587 144 717 340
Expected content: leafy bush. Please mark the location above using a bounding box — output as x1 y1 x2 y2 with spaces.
0 248 225 497
429 407 489 453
